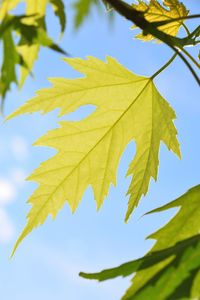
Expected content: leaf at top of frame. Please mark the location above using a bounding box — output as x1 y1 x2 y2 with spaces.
73 0 98 28
132 0 189 41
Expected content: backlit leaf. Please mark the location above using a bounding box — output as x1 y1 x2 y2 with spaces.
80 185 200 300
6 56 180 255
132 0 189 41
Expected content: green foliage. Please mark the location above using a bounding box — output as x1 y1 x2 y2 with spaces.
49 0 66 36
6 56 180 255
80 185 200 299
73 0 112 28
0 0 66 105
73 0 98 28
0 19 18 101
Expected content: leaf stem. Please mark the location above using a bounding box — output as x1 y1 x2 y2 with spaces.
104 0 200 86
151 53 177 80
152 14 200 27
181 47 200 69
177 14 200 21
182 23 190 36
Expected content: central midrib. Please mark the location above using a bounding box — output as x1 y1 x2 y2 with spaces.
28 79 151 225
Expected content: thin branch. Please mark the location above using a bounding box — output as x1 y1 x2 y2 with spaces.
168 48 200 85
104 0 200 86
152 14 200 27
181 47 200 70
182 24 190 36
151 53 177 80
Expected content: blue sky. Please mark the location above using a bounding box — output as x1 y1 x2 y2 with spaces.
0 1 200 299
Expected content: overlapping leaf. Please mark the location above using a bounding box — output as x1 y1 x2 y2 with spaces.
49 0 66 36
132 0 189 41
80 185 200 300
0 0 66 102
6 56 180 255
0 24 18 103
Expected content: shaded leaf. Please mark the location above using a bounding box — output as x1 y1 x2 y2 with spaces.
80 185 200 300
80 234 200 300
17 0 49 87
6 56 180 255
49 0 66 37
0 14 66 99
0 26 18 101
0 0 67 94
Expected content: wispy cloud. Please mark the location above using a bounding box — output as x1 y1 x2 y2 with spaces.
0 208 15 243
0 168 27 243
31 242 131 298
0 134 29 243
0 176 17 243
0 178 16 205
11 168 27 187
10 136 28 161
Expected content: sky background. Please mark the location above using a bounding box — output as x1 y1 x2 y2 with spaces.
0 0 200 299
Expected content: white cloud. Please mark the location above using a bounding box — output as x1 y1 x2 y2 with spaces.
11 168 27 186
0 208 15 243
0 168 26 243
0 178 16 205
0 136 28 244
32 242 131 298
11 136 28 161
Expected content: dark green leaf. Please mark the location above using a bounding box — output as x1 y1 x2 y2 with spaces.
0 27 18 102
80 185 200 300
49 0 66 35
73 0 98 28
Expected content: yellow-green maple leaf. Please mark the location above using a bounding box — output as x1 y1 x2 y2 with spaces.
6 56 181 255
132 0 189 41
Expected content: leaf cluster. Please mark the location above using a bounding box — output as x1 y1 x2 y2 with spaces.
0 0 67 108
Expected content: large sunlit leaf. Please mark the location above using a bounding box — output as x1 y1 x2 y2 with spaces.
6 56 180 255
132 0 189 41
80 185 200 300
